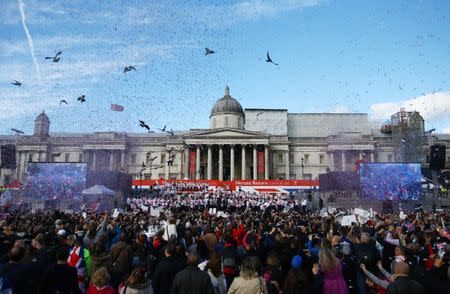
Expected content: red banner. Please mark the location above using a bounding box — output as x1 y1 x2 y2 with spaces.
189 149 196 177
257 151 264 174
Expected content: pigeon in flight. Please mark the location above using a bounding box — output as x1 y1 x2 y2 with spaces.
124 66 136 73
11 80 22 87
266 52 278 65
150 156 158 162
60 99 67 105
166 129 175 136
45 51 62 62
139 121 150 130
205 48 215 55
77 95 86 102
256 112 264 120
167 147 174 154
158 125 166 132
51 153 61 157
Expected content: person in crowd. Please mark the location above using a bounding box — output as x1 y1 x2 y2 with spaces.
68 234 92 293
205 252 227 294
118 267 154 294
228 256 269 294
91 242 113 277
170 252 214 294
87 267 116 294
386 261 425 294
41 246 81 294
152 243 181 294
319 246 349 294
109 231 134 288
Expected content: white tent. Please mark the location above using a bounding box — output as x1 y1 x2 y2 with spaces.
82 185 115 196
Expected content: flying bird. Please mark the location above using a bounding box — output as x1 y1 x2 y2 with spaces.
124 66 136 73
77 95 86 102
51 153 61 157
150 156 158 162
11 80 22 87
266 52 278 65
60 99 67 105
158 125 166 132
167 147 174 153
45 51 62 62
205 48 215 55
166 129 175 136
256 112 264 120
139 121 150 130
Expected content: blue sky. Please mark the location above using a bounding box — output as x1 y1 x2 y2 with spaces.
0 0 449 135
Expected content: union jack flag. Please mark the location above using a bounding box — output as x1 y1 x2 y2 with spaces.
111 103 124 111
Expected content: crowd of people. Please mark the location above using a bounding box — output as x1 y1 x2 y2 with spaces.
0 185 448 294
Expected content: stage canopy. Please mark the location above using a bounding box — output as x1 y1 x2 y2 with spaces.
82 184 115 196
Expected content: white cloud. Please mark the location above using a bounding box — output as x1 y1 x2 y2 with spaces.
442 127 450 134
370 92 450 122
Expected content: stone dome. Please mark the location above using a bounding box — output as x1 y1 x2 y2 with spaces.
35 111 50 123
210 86 244 118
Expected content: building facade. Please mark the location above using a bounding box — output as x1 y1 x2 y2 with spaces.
1 86 449 186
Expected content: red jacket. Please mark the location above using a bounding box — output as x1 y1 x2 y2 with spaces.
87 285 116 294
232 224 246 246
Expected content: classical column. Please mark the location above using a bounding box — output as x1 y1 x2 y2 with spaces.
121 151 125 169
165 150 169 179
230 145 235 180
329 152 334 171
184 146 189 179
92 151 97 171
207 145 212 180
341 151 345 171
264 145 269 180
218 145 223 181
109 151 114 170
359 151 363 160
253 146 257 180
241 145 246 180
285 151 290 179
370 153 374 163
196 145 201 180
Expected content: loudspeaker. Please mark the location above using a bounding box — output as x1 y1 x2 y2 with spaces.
430 145 446 170
1 145 16 169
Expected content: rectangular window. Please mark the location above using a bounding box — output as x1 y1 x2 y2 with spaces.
388 154 392 162
289 153 295 164
65 153 70 162
79 153 83 162
278 153 283 162
28 154 33 163
304 154 309 164
426 155 430 163
319 154 324 165
160 154 166 165
304 173 312 180
131 154 136 164
289 174 296 180
225 117 229 127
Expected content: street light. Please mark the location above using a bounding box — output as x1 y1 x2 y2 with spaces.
139 162 146 193
301 156 304 180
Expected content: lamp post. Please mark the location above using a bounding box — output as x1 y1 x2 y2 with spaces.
426 129 438 211
140 162 146 194
301 156 304 180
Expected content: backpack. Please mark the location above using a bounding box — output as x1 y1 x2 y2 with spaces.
221 247 236 268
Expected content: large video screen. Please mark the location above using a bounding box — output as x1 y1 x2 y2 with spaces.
359 163 422 200
24 163 87 200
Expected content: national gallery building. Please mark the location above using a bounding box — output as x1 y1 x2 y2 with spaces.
0 87 449 186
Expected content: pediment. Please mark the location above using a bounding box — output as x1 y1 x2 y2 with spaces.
189 128 268 138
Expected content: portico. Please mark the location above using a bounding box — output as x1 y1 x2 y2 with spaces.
184 129 270 180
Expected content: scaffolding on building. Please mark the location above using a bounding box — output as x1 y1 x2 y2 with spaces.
391 108 425 163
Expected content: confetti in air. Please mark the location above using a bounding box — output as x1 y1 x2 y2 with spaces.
18 0 41 80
